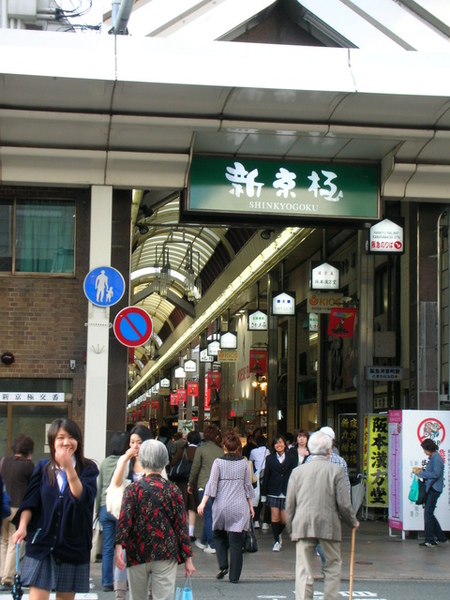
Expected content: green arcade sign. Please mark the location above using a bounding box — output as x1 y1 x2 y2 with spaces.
183 156 380 225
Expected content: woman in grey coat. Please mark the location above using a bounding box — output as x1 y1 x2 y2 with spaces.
198 430 254 583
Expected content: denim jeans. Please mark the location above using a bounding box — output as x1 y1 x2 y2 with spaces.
99 504 118 587
198 490 215 548
424 488 445 543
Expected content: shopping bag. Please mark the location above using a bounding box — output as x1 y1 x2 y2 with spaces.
416 478 428 505
408 474 419 503
106 479 128 519
175 576 193 600
90 517 103 563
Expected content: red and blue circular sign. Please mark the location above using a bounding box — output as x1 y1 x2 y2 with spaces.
113 306 153 348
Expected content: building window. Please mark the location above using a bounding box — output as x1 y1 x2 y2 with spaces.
0 198 75 274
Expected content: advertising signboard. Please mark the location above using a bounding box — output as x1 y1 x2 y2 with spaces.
388 410 450 532
185 156 379 225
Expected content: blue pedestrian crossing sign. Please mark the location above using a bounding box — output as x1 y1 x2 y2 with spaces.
83 266 126 307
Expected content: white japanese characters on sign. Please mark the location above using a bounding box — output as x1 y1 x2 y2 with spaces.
366 367 403 381
225 161 344 203
369 218 404 253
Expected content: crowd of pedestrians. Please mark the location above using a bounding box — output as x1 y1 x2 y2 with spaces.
2 419 448 600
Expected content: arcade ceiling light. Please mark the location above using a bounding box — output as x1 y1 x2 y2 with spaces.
128 226 314 398
152 239 202 302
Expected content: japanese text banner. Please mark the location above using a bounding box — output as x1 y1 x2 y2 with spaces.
186 156 379 224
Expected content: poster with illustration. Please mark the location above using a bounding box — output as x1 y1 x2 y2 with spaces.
388 410 450 532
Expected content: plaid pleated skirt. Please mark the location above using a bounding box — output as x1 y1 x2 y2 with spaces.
266 495 286 510
21 554 90 593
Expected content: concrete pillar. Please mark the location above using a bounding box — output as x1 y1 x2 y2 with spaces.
357 230 375 473
267 271 278 441
84 185 113 465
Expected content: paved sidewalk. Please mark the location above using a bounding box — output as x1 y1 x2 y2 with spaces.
89 518 450 585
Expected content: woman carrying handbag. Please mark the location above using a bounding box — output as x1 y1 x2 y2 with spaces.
198 430 254 584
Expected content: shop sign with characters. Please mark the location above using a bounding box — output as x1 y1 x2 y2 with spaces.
364 414 388 508
185 156 379 224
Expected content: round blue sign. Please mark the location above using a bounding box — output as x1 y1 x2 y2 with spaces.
113 306 153 348
83 266 126 307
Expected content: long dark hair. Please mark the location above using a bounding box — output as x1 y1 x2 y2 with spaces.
44 418 93 484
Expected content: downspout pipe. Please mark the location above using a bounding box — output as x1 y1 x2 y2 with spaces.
109 0 134 35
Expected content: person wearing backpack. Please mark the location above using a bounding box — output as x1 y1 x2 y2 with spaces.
169 431 201 541
249 435 270 529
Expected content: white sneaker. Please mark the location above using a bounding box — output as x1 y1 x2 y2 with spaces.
272 541 281 552
253 521 261 529
195 540 207 550
203 545 217 554
262 523 270 531
279 534 283 547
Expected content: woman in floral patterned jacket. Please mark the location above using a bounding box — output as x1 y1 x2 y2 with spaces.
115 440 195 600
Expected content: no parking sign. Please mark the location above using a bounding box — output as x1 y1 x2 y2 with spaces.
113 306 153 348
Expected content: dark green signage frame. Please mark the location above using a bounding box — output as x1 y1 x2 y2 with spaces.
182 156 380 226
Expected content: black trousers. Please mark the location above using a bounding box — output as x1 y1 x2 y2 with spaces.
213 529 244 582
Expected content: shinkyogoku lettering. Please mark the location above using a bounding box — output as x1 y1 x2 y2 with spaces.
249 201 319 212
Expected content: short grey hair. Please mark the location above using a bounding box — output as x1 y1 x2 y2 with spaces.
308 431 332 456
139 439 169 472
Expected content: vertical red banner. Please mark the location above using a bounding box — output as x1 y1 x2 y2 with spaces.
177 388 187 406
187 381 199 397
328 308 357 338
249 349 267 374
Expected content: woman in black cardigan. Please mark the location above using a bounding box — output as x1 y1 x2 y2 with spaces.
260 435 296 552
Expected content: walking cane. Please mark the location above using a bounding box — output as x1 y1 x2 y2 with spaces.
348 527 356 600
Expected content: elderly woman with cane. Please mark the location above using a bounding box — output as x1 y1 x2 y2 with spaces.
115 440 195 600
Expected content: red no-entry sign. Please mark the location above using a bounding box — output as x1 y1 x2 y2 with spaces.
113 306 153 348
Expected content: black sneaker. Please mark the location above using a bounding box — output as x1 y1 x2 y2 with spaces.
419 541 437 547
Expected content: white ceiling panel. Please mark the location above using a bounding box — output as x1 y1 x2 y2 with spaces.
416 132 450 163
193 131 248 154
237 132 299 156
331 94 450 128
348 0 449 51
0 109 110 149
335 138 402 161
285 136 350 159
162 0 277 41
296 0 406 49
404 0 450 28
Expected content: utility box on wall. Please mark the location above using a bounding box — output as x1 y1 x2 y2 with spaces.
374 331 396 357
